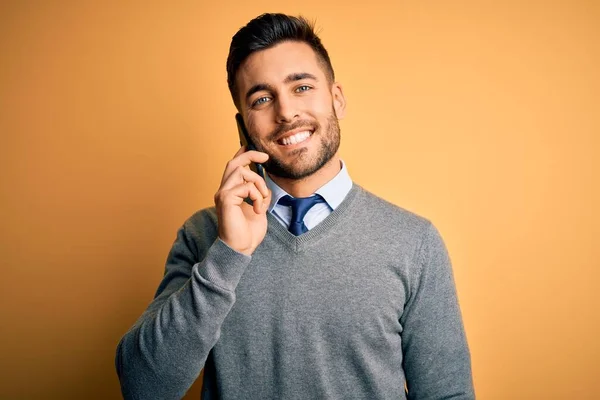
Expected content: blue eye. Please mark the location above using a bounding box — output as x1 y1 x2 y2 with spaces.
296 85 311 92
253 97 270 107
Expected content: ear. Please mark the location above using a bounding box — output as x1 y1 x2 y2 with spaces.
331 82 347 120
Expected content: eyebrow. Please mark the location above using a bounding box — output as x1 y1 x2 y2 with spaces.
284 72 318 84
245 72 319 103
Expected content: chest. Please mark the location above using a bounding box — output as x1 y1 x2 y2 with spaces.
221 238 411 348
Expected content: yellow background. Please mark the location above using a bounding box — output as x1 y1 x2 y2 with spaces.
1 1 598 399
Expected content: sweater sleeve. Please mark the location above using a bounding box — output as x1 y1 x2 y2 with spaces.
400 222 475 400
115 214 251 400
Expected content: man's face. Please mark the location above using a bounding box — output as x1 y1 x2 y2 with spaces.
236 41 346 179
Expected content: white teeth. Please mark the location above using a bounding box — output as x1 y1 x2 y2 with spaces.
281 131 311 146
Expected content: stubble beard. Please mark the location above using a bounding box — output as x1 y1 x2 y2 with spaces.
260 112 341 180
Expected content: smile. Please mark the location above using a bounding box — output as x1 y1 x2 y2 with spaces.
278 131 312 146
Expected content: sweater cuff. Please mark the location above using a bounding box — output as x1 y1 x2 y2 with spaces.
197 238 252 291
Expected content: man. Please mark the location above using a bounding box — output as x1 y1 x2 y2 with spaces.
116 13 474 400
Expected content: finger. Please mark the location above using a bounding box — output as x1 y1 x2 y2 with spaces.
219 181 264 210
242 168 270 198
231 182 265 214
221 148 247 185
221 166 269 197
239 182 265 215
250 184 264 214
221 151 269 184
262 187 272 212
241 150 270 164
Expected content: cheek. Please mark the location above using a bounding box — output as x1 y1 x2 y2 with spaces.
306 94 333 117
247 113 274 140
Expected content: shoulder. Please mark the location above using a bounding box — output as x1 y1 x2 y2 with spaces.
354 185 433 233
350 185 447 255
174 206 219 257
184 206 218 232
353 185 451 268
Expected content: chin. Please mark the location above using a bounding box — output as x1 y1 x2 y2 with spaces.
265 153 332 180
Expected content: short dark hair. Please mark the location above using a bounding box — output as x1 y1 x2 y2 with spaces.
226 13 335 109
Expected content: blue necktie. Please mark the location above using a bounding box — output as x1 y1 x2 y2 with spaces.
278 194 326 236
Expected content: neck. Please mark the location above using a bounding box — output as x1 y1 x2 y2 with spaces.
268 155 341 198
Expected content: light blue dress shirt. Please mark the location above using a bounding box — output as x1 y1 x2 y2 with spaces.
265 160 353 231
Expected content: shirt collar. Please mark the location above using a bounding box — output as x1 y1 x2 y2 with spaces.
265 160 352 212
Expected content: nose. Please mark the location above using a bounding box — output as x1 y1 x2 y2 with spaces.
275 94 299 124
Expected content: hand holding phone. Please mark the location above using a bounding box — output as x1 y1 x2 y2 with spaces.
211 115 271 255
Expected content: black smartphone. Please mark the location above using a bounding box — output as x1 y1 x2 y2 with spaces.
236 113 266 180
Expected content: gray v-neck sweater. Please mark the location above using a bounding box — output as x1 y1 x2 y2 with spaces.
116 185 474 399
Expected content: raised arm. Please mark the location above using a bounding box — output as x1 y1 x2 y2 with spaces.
115 147 272 399
115 218 251 399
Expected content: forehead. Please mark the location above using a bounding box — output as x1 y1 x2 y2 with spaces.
237 41 326 91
